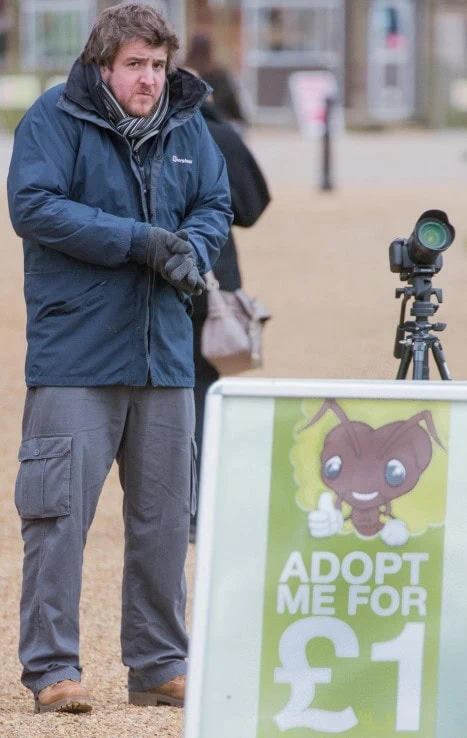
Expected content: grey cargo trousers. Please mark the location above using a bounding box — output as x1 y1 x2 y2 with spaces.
15 386 196 697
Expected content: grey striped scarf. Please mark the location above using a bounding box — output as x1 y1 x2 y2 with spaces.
99 79 169 152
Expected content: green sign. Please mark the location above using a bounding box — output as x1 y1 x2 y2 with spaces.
258 397 449 737
186 379 467 738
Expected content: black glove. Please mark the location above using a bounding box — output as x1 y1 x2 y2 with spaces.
144 227 205 295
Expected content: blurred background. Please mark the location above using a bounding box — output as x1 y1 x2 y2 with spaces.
1 0 467 131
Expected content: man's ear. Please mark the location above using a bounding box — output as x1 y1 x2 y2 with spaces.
100 66 110 82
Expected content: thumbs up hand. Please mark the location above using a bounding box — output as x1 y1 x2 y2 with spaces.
307 492 344 538
380 518 409 547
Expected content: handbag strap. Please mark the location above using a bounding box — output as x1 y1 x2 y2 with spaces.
204 270 220 291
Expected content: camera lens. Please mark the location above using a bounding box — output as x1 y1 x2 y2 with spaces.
390 209 454 272
416 220 449 251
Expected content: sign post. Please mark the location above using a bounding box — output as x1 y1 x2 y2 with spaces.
288 71 343 191
185 378 467 738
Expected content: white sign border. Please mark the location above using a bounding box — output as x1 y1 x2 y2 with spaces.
185 378 467 738
207 377 467 401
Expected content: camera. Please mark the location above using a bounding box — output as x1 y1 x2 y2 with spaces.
390 209 455 381
389 209 455 279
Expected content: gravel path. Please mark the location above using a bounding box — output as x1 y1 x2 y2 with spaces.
2 128 467 736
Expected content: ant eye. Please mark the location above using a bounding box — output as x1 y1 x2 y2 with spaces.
323 455 342 479
385 459 406 487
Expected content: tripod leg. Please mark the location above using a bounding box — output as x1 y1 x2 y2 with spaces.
412 339 429 380
432 340 452 380
396 344 412 379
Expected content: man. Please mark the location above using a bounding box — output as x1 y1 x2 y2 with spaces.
7 3 232 715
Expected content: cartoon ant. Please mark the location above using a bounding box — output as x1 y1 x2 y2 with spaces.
301 399 444 546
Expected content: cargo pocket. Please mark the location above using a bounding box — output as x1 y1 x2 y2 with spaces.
15 435 73 519
190 438 198 516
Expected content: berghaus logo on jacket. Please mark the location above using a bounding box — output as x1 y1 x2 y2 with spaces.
172 155 193 164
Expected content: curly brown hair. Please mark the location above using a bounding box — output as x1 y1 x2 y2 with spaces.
81 3 180 73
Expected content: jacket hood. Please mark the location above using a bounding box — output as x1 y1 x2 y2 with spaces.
63 60 211 121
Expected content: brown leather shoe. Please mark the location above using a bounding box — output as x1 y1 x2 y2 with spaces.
128 674 185 707
34 679 92 714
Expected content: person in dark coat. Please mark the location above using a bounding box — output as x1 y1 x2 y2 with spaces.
7 3 232 714
185 33 248 135
190 98 271 540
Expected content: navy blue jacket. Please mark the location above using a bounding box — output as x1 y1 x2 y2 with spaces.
7 63 232 387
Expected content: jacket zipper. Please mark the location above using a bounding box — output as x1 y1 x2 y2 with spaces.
132 146 152 382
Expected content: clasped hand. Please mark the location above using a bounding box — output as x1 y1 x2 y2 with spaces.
145 227 205 295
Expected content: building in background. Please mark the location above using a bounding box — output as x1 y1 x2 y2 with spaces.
218 0 433 127
2 0 467 128
351 0 421 126
7 0 183 73
241 0 344 124
191 0 467 128
19 0 95 72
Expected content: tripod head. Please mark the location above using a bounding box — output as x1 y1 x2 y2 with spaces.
393 265 445 360
389 210 455 380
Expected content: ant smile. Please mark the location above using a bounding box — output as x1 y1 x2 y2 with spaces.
352 491 379 501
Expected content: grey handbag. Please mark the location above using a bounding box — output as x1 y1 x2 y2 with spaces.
200 271 271 376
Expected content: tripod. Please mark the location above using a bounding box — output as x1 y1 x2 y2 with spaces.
394 268 451 380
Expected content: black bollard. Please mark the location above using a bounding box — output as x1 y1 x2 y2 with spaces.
321 95 334 191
